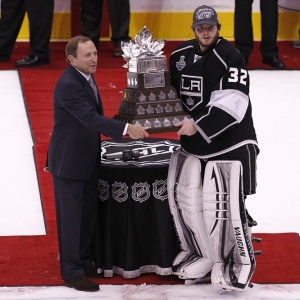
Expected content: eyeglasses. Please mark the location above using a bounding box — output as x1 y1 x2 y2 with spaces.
195 25 216 34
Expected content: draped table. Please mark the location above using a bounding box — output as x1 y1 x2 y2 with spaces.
92 138 181 278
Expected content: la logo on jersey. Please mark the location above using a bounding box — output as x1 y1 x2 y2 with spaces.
180 74 203 111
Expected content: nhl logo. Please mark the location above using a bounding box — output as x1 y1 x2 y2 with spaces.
99 180 109 201
132 182 150 203
176 56 186 71
112 181 128 203
152 179 168 201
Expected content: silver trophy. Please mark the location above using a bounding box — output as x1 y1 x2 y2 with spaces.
113 26 189 133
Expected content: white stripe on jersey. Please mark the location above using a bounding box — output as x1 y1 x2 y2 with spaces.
208 89 249 122
213 48 227 69
171 45 193 56
209 120 238 139
190 118 211 144
213 48 228 90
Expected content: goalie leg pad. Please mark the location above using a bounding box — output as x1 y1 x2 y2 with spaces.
203 160 255 290
167 149 213 279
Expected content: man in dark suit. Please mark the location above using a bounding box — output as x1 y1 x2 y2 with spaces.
47 35 148 292
0 0 54 67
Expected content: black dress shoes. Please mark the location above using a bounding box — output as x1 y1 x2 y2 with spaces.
15 55 49 67
113 47 123 57
263 56 285 69
84 265 105 278
0 56 10 61
64 275 99 292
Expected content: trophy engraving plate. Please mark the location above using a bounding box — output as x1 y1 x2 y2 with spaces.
144 73 165 88
127 72 171 89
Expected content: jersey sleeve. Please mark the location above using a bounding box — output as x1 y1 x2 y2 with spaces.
193 47 250 144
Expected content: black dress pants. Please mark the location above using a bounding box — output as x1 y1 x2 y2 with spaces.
51 164 99 281
0 0 54 59
234 0 279 60
80 0 131 49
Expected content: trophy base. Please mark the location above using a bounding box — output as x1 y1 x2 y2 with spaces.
113 113 189 134
145 127 181 134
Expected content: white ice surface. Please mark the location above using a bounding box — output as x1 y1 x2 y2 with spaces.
0 70 45 236
0 283 300 300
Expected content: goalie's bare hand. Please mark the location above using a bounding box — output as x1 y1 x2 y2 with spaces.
175 119 197 136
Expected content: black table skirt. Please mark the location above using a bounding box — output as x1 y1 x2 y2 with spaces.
92 138 181 278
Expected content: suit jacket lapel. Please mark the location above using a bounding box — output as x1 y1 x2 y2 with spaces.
67 66 103 114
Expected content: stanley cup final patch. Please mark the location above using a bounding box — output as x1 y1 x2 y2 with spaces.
176 56 186 71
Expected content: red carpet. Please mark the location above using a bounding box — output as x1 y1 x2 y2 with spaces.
0 46 299 286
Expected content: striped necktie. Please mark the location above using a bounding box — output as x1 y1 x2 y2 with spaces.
88 76 99 107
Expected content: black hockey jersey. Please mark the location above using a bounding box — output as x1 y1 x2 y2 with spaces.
169 37 259 158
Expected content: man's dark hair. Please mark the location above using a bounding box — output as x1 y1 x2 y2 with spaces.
65 35 92 63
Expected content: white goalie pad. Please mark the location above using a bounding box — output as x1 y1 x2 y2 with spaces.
203 160 256 291
167 148 213 279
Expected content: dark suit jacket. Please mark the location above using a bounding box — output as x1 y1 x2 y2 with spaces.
47 65 125 180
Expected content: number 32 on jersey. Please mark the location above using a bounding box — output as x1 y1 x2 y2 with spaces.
228 67 248 85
